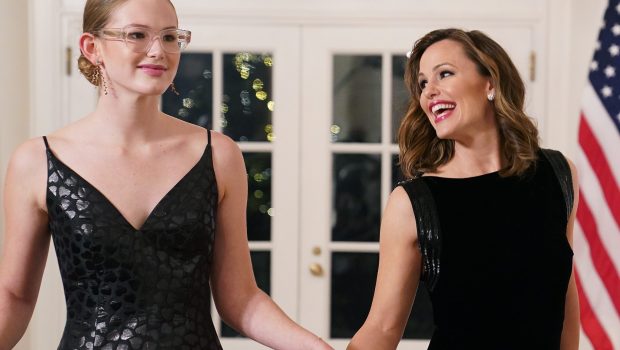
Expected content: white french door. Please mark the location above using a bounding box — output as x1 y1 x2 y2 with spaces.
59 18 540 350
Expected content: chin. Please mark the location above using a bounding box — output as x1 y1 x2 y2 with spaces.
432 126 454 140
136 86 170 96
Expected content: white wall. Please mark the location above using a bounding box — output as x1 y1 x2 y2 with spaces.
0 2 30 227
566 0 607 158
0 2 31 350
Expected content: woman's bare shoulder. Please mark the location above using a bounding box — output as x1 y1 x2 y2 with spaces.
8 137 48 173
43 115 101 150
209 130 240 154
5 137 49 208
383 186 418 243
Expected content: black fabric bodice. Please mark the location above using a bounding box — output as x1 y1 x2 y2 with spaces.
44 133 222 350
400 150 574 350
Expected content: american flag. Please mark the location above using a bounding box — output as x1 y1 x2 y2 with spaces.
574 1 620 349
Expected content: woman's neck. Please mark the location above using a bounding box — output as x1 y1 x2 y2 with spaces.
88 93 165 146
446 127 503 177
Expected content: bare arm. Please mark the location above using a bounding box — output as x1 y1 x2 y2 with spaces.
347 186 422 350
209 133 331 350
0 139 51 349
561 159 580 350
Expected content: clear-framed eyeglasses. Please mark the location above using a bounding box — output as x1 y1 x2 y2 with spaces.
93 26 191 54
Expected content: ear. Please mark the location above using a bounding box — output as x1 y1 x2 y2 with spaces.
79 32 100 65
485 79 496 101
485 79 495 96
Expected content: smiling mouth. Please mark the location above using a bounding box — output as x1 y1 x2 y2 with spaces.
431 103 456 122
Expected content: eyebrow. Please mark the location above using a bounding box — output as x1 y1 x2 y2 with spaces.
123 23 178 30
433 62 454 70
418 62 455 78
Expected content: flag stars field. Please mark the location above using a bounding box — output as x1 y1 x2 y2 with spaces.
601 85 613 97
604 65 616 77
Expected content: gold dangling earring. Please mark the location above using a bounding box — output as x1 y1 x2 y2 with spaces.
91 66 101 86
170 82 180 96
95 59 108 95
101 67 108 96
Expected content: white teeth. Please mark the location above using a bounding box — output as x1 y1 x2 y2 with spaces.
431 103 456 114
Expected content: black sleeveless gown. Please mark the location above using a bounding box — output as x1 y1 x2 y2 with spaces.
44 131 223 350
399 149 574 350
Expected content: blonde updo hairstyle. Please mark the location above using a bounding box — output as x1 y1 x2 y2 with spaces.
78 0 129 86
398 28 540 178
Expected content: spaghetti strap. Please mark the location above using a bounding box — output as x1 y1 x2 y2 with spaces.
207 129 212 146
42 136 50 150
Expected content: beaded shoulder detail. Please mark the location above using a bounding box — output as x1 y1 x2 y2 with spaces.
540 148 574 222
399 179 441 291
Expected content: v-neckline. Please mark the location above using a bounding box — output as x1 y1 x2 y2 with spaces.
46 144 209 232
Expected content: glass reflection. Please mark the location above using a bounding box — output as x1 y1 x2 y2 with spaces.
223 52 273 142
162 53 213 128
244 152 272 241
330 252 434 339
404 283 434 339
222 251 271 337
392 153 406 187
331 252 377 338
332 154 381 242
332 55 382 143
392 55 409 144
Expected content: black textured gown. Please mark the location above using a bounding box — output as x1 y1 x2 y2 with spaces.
399 149 574 350
44 131 223 350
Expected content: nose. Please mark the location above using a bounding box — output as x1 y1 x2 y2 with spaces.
145 36 165 57
423 81 439 100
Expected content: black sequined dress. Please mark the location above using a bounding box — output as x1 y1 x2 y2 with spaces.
399 149 574 350
44 131 222 350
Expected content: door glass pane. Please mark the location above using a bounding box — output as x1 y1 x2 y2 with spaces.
222 52 273 141
404 283 434 339
392 55 409 143
330 252 377 338
332 55 382 143
332 154 381 242
330 252 434 339
222 251 271 337
244 152 272 241
162 53 213 128
392 153 406 186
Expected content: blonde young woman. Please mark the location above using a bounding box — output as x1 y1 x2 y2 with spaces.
0 0 332 349
348 29 580 350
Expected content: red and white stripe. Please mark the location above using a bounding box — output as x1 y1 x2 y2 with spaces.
576 84 620 350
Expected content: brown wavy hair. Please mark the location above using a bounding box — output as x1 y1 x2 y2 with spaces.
77 0 175 86
398 28 539 178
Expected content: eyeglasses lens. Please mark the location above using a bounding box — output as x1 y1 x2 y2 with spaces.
124 27 189 53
